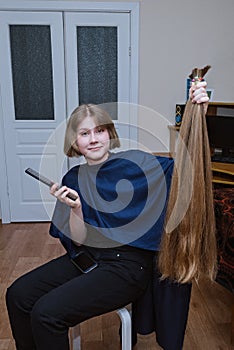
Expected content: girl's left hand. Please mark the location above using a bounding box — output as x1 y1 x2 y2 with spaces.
50 183 81 209
190 81 209 104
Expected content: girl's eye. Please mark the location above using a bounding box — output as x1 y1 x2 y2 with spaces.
96 128 105 133
80 131 89 136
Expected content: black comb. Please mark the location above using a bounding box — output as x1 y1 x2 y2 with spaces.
25 168 77 201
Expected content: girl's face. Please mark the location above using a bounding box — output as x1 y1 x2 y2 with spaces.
76 116 110 165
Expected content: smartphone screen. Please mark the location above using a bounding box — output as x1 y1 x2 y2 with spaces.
71 251 98 273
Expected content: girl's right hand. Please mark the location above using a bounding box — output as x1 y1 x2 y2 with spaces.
50 183 81 209
189 81 209 104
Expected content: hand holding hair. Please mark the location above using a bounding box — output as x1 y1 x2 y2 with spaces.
190 81 209 104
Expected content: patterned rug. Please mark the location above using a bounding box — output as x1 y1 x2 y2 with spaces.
213 186 234 293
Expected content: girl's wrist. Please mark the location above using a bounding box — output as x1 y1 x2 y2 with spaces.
70 203 82 213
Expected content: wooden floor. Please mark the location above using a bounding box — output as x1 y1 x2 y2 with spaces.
0 222 233 350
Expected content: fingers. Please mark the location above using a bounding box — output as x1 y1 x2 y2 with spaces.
189 81 209 104
192 81 207 89
50 184 81 208
192 88 209 103
50 183 59 194
50 184 68 200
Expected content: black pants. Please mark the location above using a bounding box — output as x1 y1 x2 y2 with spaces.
6 245 153 350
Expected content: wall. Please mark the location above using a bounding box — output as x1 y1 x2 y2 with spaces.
87 0 234 151
139 0 234 112
138 0 234 151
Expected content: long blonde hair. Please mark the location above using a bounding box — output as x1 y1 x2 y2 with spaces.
158 66 217 283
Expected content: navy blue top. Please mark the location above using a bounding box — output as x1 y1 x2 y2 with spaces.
49 150 174 257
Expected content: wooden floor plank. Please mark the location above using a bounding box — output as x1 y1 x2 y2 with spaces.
0 222 233 349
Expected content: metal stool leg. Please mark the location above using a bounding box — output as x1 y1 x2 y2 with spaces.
117 307 132 350
71 307 131 350
71 324 81 350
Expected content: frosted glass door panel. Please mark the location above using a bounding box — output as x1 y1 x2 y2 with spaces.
64 12 130 123
77 26 117 114
10 25 54 120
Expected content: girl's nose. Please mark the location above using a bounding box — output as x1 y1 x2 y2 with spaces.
89 130 98 143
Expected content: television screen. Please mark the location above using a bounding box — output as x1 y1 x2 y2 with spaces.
206 115 234 163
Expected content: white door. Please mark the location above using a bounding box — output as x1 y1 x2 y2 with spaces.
0 11 67 222
0 10 134 222
64 11 132 160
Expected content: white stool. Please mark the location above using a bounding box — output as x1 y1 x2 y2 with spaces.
71 306 132 350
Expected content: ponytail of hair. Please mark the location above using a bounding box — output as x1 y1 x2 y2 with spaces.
158 66 217 283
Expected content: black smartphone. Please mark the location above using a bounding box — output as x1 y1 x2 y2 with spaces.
71 251 98 273
25 168 77 201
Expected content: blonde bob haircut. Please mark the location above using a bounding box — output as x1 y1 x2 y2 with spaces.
64 104 121 157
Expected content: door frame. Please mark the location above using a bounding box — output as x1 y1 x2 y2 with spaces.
0 1 139 223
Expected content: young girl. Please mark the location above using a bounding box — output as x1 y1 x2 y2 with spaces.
6 83 209 350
